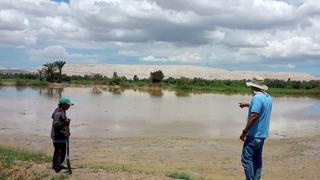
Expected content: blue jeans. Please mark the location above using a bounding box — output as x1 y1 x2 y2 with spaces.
241 136 265 180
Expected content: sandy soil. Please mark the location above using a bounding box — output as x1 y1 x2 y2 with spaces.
1 134 319 180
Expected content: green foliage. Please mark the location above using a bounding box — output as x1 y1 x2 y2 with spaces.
113 72 118 78
70 79 92 85
164 77 176 84
150 70 164 83
15 79 48 86
37 68 45 81
1 70 320 96
41 60 67 83
0 171 6 180
43 62 57 83
109 76 127 86
92 73 105 81
176 77 193 90
54 60 66 83
31 80 49 86
133 75 139 81
0 73 38 80
61 74 71 82
264 78 320 89
166 171 192 180
264 79 287 88
0 146 50 168
109 77 122 85
15 79 27 86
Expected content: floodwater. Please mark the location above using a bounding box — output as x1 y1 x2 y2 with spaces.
0 86 319 138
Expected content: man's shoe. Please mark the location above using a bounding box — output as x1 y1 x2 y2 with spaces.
54 167 61 173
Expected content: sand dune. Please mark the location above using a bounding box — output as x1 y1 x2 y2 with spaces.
61 64 320 81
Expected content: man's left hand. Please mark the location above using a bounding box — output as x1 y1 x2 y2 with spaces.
239 133 246 141
65 118 71 125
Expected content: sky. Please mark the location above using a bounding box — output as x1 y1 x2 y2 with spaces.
0 0 319 76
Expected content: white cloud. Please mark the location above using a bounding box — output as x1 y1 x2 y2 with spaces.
258 37 320 59
220 29 269 47
0 0 320 71
28 45 68 60
0 10 28 31
268 64 296 69
28 45 100 64
0 30 37 46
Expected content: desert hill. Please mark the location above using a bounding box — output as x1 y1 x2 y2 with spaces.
60 64 320 81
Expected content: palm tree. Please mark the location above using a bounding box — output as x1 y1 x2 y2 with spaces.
43 62 57 83
37 68 45 81
55 60 66 83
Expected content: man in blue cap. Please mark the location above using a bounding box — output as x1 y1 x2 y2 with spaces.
239 76 272 180
51 97 74 173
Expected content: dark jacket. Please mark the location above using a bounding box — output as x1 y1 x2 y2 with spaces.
51 107 70 141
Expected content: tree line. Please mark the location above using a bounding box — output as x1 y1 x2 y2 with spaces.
0 61 319 90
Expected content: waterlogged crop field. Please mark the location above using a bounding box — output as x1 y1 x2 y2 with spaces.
0 86 320 179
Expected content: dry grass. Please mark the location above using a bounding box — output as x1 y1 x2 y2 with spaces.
0 135 320 180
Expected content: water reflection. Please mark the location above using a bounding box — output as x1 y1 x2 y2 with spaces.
146 89 163 97
16 86 28 92
91 87 102 95
108 87 124 95
36 87 63 98
175 90 191 97
0 86 319 138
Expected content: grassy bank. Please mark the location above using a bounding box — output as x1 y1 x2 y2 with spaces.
0 79 48 86
0 145 51 179
0 145 182 180
269 87 320 97
0 146 50 167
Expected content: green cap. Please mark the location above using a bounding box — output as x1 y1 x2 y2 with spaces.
59 97 74 106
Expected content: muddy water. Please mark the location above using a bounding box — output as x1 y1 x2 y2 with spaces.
0 86 319 138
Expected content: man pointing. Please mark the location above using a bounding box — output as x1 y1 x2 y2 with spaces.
239 76 272 180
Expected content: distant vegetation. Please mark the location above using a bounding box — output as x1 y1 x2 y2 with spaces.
0 62 320 96
150 70 164 83
42 60 66 83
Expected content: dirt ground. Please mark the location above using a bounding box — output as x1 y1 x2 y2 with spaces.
0 134 320 180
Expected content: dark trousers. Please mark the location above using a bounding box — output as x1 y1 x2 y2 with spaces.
52 142 66 170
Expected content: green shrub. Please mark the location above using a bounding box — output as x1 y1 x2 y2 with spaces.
15 79 48 86
31 80 48 86
166 171 192 180
176 77 193 90
150 70 164 83
15 79 28 86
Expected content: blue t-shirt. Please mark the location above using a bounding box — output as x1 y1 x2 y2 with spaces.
247 93 272 138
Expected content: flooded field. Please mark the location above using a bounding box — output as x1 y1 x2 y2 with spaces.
1 86 320 179
0 86 319 138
